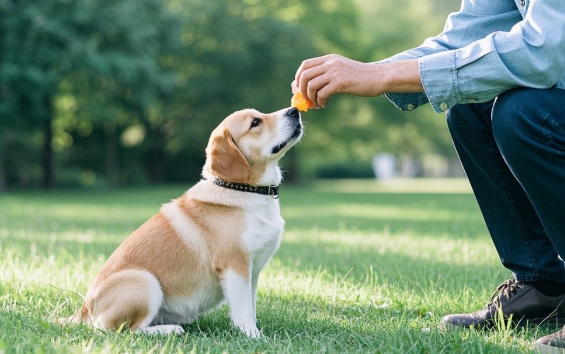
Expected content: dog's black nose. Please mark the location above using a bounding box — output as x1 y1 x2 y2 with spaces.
287 107 300 119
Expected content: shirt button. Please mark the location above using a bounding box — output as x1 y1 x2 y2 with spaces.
406 104 415 111
440 103 448 111
520 0 525 6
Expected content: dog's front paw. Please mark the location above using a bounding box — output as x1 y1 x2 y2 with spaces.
241 325 261 339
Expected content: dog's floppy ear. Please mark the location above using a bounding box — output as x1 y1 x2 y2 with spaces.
207 127 250 184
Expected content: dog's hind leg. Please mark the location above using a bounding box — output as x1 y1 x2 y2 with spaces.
84 269 183 335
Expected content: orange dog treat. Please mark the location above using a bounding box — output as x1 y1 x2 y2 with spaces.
291 91 315 112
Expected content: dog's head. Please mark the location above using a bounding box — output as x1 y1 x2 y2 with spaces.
202 107 303 186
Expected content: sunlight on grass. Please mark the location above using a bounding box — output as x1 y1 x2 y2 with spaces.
2 200 157 229
311 178 473 194
0 181 540 353
284 203 479 222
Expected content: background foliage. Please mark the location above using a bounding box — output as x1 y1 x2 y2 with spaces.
0 0 461 189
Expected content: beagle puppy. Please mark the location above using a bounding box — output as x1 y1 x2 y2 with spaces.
67 107 302 338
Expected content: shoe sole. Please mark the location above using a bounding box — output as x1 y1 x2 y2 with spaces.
439 317 565 331
518 317 565 328
439 320 487 331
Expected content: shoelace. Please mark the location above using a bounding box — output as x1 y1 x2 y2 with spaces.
484 279 565 326
487 279 524 309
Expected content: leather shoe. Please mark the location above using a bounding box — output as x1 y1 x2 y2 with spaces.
535 326 565 353
441 279 565 330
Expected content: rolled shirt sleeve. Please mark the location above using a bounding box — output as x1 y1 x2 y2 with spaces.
382 0 565 113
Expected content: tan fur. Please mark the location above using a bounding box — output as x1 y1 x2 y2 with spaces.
85 269 152 330
247 147 268 185
66 107 302 337
179 194 249 278
89 214 205 297
208 128 251 184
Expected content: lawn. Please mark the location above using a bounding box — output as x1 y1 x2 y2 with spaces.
0 179 553 353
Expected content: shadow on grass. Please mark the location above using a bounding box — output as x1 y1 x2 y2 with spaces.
281 190 487 237
275 235 500 282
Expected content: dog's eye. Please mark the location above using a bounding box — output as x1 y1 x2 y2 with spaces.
250 117 262 129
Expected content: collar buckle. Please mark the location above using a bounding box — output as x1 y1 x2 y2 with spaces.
268 185 279 199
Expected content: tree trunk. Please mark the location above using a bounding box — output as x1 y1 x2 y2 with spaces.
0 129 5 192
40 97 56 189
143 120 167 184
105 129 120 188
147 147 167 183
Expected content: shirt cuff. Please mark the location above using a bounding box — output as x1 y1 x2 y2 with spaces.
382 92 429 111
419 51 459 113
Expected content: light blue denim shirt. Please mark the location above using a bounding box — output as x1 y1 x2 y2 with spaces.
381 0 565 113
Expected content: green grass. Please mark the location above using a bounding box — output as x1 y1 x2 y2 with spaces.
0 179 553 353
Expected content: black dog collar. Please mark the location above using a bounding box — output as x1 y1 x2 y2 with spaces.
203 177 279 199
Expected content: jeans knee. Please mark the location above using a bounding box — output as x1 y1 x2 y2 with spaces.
446 102 493 143
447 104 474 139
491 88 536 152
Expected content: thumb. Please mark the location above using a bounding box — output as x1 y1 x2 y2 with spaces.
291 80 298 94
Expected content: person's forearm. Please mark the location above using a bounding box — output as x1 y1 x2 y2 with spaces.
292 54 424 108
377 59 424 94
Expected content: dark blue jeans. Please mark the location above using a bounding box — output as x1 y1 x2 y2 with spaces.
447 87 565 283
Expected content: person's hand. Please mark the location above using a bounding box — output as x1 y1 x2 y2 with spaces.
292 54 382 108
292 54 422 108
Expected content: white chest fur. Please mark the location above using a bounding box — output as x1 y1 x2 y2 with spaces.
242 195 285 259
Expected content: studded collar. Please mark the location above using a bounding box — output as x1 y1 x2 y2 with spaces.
203 177 279 199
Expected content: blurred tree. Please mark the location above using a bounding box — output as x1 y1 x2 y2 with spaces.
0 1 6 189
45 0 358 186
0 0 463 189
0 0 180 188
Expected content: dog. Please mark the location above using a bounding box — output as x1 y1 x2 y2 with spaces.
66 107 303 338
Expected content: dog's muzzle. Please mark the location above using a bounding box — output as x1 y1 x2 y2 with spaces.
271 108 302 155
